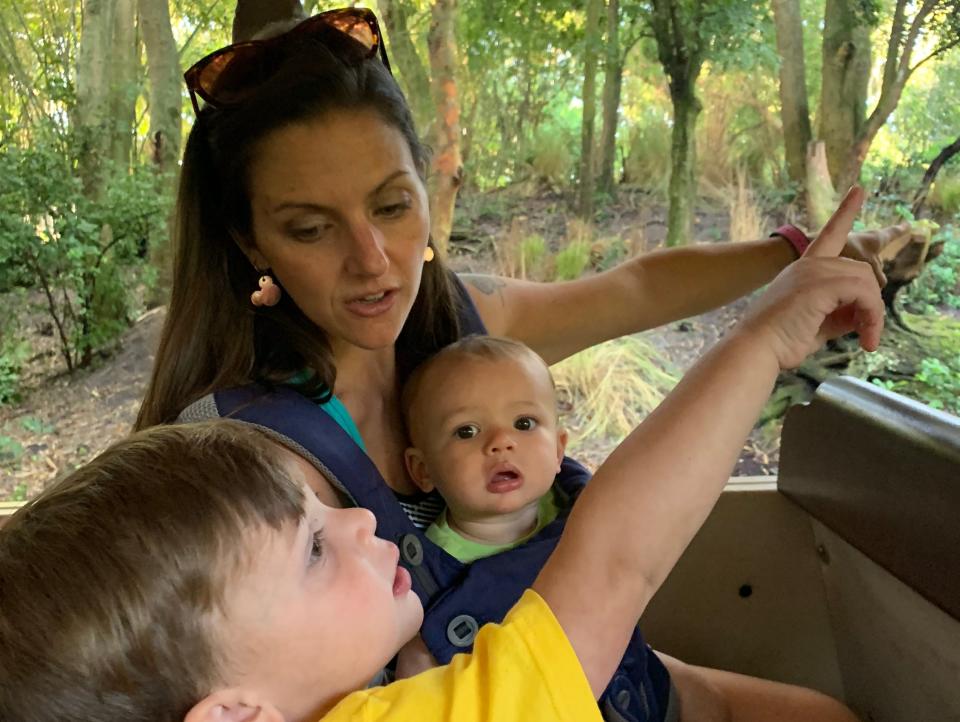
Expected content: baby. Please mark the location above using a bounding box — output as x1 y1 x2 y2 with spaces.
402 335 569 562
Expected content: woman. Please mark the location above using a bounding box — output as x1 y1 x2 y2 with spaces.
138 9 865 720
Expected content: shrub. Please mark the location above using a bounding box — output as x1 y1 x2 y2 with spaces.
520 234 549 280
529 126 574 189
904 223 960 313
0 136 169 371
554 240 592 281
0 294 27 405
930 173 960 216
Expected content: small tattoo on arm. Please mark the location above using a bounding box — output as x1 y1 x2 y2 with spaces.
463 274 506 297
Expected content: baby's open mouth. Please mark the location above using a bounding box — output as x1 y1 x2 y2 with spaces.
487 465 523 493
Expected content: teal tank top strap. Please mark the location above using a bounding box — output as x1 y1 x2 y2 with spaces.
285 370 367 453
318 394 367 452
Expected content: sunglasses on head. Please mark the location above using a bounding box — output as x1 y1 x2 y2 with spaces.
184 7 391 115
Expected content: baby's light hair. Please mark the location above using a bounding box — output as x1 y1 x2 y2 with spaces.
401 335 556 437
0 420 305 722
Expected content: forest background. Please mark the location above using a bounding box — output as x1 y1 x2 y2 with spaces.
0 0 958 497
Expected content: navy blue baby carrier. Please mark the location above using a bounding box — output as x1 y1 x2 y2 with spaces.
181 278 671 722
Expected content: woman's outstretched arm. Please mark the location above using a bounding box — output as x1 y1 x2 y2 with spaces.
464 223 905 365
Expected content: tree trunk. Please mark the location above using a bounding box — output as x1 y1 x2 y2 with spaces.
577 0 603 219
598 0 623 198
140 0 183 299
771 0 812 187
426 0 463 253
76 0 118 196
109 0 138 172
665 82 701 247
913 135 960 216
378 0 433 134
818 0 871 186
806 140 837 229
834 0 949 190
140 0 181 176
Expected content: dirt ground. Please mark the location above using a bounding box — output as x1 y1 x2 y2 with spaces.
0 190 778 499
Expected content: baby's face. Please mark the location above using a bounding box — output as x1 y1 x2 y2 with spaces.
407 354 566 524
212 450 423 721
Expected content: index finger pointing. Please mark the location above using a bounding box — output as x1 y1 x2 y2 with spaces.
805 185 865 259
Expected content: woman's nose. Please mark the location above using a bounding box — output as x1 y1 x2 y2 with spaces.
346 221 389 276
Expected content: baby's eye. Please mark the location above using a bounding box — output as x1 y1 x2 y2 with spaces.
454 424 479 439
514 416 538 431
309 530 325 565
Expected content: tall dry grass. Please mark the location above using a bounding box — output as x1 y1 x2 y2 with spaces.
552 336 677 455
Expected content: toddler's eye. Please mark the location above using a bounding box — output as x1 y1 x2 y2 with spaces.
514 416 538 431
454 424 479 439
309 530 325 565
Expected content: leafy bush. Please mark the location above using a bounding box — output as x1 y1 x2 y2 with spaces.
0 135 168 371
529 126 574 189
519 234 549 280
554 240 591 281
903 223 960 313
873 355 960 416
930 173 960 216
0 299 26 405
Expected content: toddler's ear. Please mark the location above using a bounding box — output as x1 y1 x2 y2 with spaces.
555 429 569 473
183 689 283 722
404 447 434 493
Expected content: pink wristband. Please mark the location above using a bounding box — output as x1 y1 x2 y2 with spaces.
770 224 811 258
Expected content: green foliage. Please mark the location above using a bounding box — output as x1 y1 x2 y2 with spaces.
0 434 23 463
904 224 960 313
10 483 28 502
554 240 591 280
930 174 960 216
623 118 671 193
0 300 26 405
0 344 26 405
20 416 54 435
0 130 169 371
520 234 549 279
593 236 630 271
529 125 575 188
873 355 960 416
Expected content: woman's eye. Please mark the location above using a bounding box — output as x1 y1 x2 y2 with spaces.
290 223 331 242
376 200 411 219
515 416 538 431
454 424 479 439
309 530 325 565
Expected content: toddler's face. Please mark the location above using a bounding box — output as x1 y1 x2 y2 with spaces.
214 450 423 721
407 354 566 524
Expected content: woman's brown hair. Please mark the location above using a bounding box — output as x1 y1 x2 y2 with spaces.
136 36 460 429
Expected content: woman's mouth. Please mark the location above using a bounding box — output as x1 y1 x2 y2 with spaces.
346 288 397 317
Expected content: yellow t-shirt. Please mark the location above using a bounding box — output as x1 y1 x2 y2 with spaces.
320 590 602 722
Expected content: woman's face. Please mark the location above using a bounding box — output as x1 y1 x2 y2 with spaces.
245 109 430 357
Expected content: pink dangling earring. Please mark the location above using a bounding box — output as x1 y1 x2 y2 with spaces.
423 246 435 263
251 274 281 307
